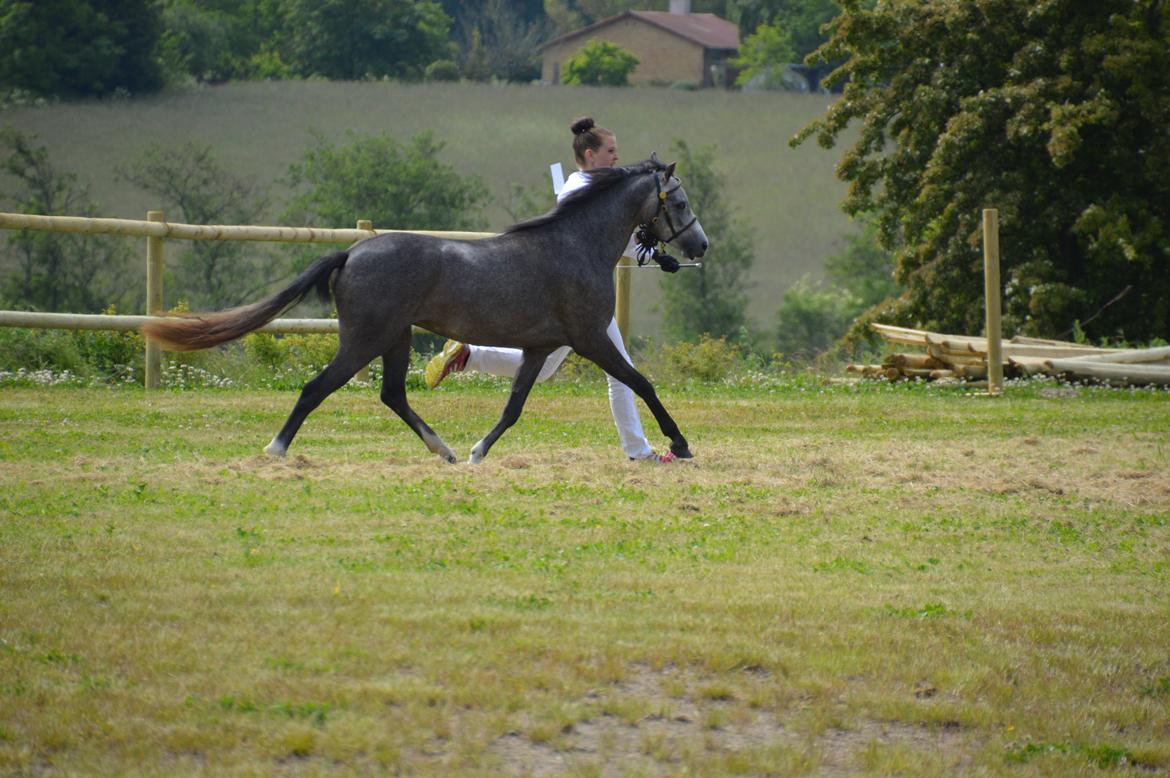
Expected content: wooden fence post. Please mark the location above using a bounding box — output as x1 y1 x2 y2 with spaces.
353 219 374 384
982 208 1004 396
145 210 165 390
615 257 632 347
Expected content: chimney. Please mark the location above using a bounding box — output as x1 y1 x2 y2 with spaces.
670 0 691 14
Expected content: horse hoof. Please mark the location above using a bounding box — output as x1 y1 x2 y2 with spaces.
670 444 693 459
440 451 457 464
263 439 287 458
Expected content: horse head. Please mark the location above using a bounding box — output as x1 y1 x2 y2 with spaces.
642 153 709 260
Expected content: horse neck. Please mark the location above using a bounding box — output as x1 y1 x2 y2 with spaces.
563 173 656 267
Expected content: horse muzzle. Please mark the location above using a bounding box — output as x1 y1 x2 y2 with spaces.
679 221 709 259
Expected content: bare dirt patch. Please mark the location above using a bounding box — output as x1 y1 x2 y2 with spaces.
488 664 973 775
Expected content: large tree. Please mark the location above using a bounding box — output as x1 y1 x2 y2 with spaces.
0 0 164 97
793 0 1170 341
278 0 451 80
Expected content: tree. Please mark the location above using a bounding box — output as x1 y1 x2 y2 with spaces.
156 0 284 84
774 279 856 360
658 139 753 342
561 40 639 86
731 23 796 88
774 221 898 357
0 128 134 312
544 1 638 35
793 0 1170 342
283 130 489 233
446 0 546 82
278 0 452 80
118 143 279 310
823 221 898 311
0 0 164 98
725 0 839 60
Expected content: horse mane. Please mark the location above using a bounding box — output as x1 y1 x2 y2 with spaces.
504 158 665 234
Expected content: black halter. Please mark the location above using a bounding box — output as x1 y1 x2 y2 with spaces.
653 173 698 244
634 172 698 267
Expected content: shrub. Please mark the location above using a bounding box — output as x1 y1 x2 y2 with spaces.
732 24 796 89
425 59 460 82
774 279 858 361
561 41 638 87
658 335 742 383
243 332 339 373
0 320 143 383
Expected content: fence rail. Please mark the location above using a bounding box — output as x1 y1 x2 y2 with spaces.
0 210 634 389
0 211 493 243
0 310 340 334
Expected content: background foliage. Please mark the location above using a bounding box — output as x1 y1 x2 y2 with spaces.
658 140 753 343
278 0 451 81
282 130 489 235
1 0 843 94
561 40 640 87
117 142 278 310
0 129 134 312
0 0 164 97
795 0 1170 342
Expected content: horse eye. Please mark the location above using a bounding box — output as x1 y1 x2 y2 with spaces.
674 202 686 210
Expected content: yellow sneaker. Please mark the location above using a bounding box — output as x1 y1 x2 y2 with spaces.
424 340 469 389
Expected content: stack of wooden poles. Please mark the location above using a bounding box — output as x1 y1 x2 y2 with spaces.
846 324 1170 387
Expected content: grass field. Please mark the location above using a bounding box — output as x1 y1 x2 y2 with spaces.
0 81 851 337
2 379 1168 775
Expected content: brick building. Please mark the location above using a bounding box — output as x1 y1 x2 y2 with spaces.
540 0 739 88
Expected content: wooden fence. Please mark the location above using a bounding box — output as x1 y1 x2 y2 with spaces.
0 210 637 389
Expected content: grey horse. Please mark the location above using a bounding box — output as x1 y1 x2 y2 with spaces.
143 156 709 463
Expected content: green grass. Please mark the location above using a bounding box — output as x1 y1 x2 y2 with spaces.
2 380 1169 775
1 81 851 337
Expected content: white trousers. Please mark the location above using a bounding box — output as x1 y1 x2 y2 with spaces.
464 317 655 459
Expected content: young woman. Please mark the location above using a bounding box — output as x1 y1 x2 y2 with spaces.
424 117 676 462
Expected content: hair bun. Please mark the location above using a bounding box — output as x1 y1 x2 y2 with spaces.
570 117 596 135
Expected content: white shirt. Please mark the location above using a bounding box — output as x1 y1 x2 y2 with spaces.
558 170 590 203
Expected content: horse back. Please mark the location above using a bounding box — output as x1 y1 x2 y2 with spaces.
331 231 612 348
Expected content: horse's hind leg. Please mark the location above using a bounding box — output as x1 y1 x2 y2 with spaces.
264 343 373 457
379 329 457 464
576 340 692 459
469 348 552 464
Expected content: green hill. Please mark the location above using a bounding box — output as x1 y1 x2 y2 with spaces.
1 81 851 337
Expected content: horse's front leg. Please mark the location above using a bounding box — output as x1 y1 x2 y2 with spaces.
469 348 553 464
576 340 692 459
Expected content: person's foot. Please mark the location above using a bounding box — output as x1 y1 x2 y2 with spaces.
630 451 678 463
424 340 470 389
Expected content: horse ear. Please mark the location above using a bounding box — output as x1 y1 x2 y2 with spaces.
665 162 676 180
650 151 660 164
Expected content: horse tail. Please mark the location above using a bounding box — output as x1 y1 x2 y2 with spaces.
142 251 349 352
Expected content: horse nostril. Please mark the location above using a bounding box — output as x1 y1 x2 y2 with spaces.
701 240 709 254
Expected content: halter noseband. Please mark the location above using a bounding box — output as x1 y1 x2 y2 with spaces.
634 171 698 267
653 173 698 245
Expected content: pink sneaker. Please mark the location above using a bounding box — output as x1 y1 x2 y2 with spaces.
631 451 677 463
